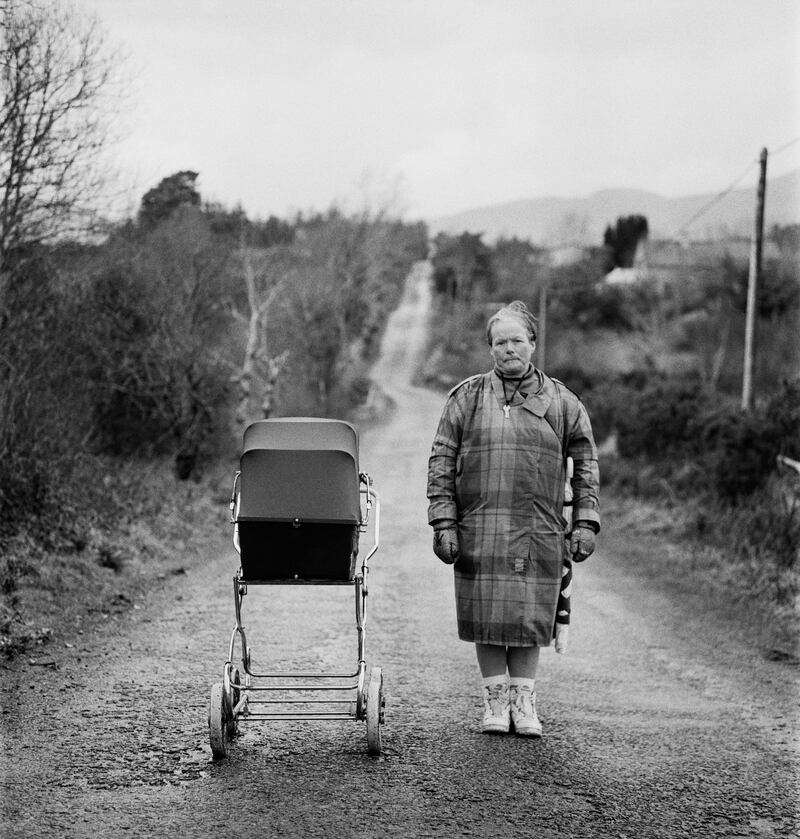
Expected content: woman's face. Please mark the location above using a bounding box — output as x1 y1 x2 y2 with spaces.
489 317 534 376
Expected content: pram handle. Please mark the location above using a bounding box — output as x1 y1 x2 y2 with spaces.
230 470 241 523
360 485 379 567
359 472 373 530
230 471 241 554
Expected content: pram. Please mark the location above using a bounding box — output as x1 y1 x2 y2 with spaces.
207 417 384 759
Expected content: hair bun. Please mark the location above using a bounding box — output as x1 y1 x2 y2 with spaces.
486 300 538 343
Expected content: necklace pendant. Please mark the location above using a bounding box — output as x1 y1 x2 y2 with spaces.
503 404 511 418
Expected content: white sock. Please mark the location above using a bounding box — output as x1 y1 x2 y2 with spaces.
509 677 535 693
482 674 508 690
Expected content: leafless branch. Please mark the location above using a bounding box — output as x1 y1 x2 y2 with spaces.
1 0 124 311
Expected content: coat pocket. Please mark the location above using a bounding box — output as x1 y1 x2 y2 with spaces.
457 495 486 520
527 531 565 582
454 510 486 576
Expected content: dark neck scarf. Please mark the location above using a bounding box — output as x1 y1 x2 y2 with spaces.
495 363 539 406
494 364 542 416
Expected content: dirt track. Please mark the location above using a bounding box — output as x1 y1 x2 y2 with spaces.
1 264 798 838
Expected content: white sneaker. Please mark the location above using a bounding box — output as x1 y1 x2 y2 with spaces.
510 686 542 737
481 682 510 733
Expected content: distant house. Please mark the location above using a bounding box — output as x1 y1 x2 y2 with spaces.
602 237 781 286
604 266 640 285
549 243 591 267
603 238 649 285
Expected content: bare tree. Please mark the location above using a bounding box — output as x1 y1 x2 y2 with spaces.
230 244 289 431
0 0 121 310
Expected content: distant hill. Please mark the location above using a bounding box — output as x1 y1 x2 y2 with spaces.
429 169 800 245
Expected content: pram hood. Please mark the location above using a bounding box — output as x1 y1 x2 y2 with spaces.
237 418 360 525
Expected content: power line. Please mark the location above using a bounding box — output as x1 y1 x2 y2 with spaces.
677 158 759 236
770 135 800 156
678 136 800 236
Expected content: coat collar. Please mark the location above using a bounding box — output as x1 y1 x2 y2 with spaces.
489 366 554 417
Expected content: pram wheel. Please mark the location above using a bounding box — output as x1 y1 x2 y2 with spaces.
366 667 385 756
225 667 241 738
208 682 230 759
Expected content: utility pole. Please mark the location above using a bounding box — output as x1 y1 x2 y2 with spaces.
538 281 547 370
741 147 768 411
529 251 548 369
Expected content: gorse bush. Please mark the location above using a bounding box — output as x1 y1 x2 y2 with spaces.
577 370 710 462
614 374 712 460
699 407 776 501
767 378 800 460
582 371 800 503
699 379 800 501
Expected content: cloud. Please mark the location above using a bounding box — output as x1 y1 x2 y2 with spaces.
83 0 800 218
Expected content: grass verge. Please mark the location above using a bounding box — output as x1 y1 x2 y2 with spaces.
0 458 232 659
602 491 799 664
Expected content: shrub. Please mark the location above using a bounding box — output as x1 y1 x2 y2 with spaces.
614 374 711 460
563 368 649 445
86 212 235 476
766 378 800 460
698 408 775 500
698 378 800 501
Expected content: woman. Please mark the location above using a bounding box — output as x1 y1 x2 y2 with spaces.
427 300 600 737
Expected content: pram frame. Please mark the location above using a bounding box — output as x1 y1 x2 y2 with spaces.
208 427 384 759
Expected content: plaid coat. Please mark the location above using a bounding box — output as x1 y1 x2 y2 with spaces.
427 368 600 646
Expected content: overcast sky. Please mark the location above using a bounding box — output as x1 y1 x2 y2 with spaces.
81 0 800 221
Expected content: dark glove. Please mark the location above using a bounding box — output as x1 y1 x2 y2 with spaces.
569 523 596 562
433 527 460 564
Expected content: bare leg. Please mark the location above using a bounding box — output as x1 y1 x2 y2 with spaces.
507 646 540 680
475 643 508 678
476 644 541 678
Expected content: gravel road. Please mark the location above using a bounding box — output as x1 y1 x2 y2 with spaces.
1 264 798 838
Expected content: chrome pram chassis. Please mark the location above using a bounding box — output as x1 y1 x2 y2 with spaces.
208 418 384 759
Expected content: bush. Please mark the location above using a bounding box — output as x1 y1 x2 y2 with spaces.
86 211 236 475
583 370 800 502
582 371 800 507
766 378 800 460
613 374 711 460
698 378 800 501
562 368 650 444
0 246 98 549
699 408 776 500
